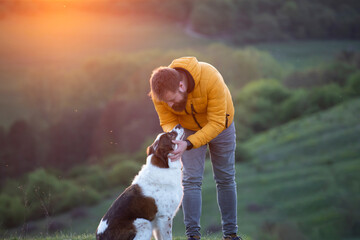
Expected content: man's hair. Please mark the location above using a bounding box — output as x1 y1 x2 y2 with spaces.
149 67 182 101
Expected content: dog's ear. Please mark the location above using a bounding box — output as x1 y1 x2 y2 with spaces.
148 143 169 168
147 145 155 156
147 139 159 156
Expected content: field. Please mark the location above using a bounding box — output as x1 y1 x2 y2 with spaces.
252 40 360 70
4 98 359 240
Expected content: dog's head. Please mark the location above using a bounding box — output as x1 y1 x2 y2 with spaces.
147 124 185 168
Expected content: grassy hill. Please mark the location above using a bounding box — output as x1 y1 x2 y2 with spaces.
3 99 360 240
179 97 360 240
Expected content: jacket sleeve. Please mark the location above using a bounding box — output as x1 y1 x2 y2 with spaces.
153 99 179 132
187 73 227 148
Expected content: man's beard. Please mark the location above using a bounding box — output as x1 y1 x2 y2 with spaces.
171 92 188 112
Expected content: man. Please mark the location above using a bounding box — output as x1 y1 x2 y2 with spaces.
149 57 241 240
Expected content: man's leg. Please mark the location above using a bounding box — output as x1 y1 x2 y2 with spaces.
182 128 207 237
208 123 238 236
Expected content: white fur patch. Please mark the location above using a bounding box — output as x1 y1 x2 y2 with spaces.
167 126 184 164
97 218 108 234
173 126 185 141
132 155 184 219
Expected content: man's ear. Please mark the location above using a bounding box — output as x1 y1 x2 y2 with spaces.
179 80 186 93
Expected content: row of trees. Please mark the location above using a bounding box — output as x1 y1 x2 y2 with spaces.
1 0 359 43
187 0 360 42
0 98 160 181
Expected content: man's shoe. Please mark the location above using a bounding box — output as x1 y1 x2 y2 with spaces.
188 236 201 240
223 233 243 240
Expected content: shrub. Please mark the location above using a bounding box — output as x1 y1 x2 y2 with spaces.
235 145 252 163
235 79 291 133
238 79 290 104
279 89 313 122
25 169 63 217
24 169 100 219
308 84 345 111
0 194 26 228
345 71 360 97
323 62 357 86
56 183 100 212
68 165 108 192
108 160 142 186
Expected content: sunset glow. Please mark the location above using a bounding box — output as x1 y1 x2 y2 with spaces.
0 2 158 67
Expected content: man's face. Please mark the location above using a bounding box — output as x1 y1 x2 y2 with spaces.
163 89 188 112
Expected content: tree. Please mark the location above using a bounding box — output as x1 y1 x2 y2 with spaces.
1 120 37 180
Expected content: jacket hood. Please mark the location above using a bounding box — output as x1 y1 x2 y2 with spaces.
169 57 201 87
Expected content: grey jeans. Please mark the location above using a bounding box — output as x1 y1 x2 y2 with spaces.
181 122 238 237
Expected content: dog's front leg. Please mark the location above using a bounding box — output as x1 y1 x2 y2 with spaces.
133 218 153 240
154 216 173 240
153 227 161 240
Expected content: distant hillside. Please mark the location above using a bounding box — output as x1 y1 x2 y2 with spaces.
190 98 360 239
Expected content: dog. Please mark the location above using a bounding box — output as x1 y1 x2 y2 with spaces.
96 124 185 240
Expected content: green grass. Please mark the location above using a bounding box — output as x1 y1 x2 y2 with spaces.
1 235 209 240
235 98 360 240
2 234 95 240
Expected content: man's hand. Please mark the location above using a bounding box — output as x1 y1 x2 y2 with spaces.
169 140 187 162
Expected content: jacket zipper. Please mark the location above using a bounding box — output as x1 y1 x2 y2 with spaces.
188 105 230 129
190 104 202 129
225 113 230 128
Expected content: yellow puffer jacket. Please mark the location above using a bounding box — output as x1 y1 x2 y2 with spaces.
152 57 234 149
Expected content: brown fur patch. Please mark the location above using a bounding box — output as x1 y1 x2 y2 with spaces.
149 133 176 168
96 184 157 240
